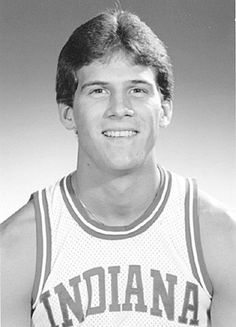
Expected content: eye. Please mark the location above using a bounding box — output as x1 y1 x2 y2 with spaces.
130 87 148 97
89 88 109 98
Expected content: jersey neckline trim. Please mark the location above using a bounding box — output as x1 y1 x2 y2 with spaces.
60 167 172 240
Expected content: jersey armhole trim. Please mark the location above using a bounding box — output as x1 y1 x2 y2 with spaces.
31 189 52 310
185 179 213 299
192 179 213 297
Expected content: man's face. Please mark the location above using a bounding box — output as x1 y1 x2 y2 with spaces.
71 52 170 174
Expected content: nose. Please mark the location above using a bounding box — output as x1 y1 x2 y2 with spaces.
106 93 134 119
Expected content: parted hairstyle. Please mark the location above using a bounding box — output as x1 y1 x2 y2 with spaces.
56 9 174 107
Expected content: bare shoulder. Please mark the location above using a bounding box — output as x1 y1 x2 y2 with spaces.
198 190 235 228
1 199 36 286
1 200 36 263
1 199 36 240
198 190 236 294
0 200 36 326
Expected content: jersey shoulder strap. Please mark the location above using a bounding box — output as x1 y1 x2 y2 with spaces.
30 188 52 310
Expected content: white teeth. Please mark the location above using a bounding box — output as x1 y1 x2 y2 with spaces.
103 130 137 137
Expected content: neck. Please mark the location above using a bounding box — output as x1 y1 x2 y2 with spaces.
72 156 161 226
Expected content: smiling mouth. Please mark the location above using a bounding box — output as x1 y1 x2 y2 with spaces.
102 130 139 138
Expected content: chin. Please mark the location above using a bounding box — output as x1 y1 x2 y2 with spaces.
104 155 145 174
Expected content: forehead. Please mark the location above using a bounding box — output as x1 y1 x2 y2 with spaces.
76 52 157 86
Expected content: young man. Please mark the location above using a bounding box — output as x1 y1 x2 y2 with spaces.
1 9 236 327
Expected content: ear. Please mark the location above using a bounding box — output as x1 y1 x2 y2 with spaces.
159 100 173 128
58 103 76 131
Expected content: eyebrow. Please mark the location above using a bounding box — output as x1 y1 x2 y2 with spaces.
80 80 154 91
129 80 154 87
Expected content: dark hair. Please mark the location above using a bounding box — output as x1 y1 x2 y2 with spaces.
56 9 174 107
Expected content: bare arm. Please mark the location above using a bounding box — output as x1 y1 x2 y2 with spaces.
0 201 36 327
199 192 236 327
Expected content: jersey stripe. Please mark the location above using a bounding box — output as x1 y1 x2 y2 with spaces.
185 179 212 299
31 190 52 309
60 168 172 239
42 190 52 292
192 180 213 297
31 192 43 308
184 181 200 285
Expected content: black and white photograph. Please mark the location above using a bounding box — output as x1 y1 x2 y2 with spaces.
1 1 235 326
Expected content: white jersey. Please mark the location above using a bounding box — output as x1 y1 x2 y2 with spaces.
31 167 212 326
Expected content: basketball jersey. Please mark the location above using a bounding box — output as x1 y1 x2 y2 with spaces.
31 167 212 326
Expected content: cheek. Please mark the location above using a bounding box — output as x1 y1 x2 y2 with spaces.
142 106 160 133
75 109 102 148
74 102 93 130
142 110 161 150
